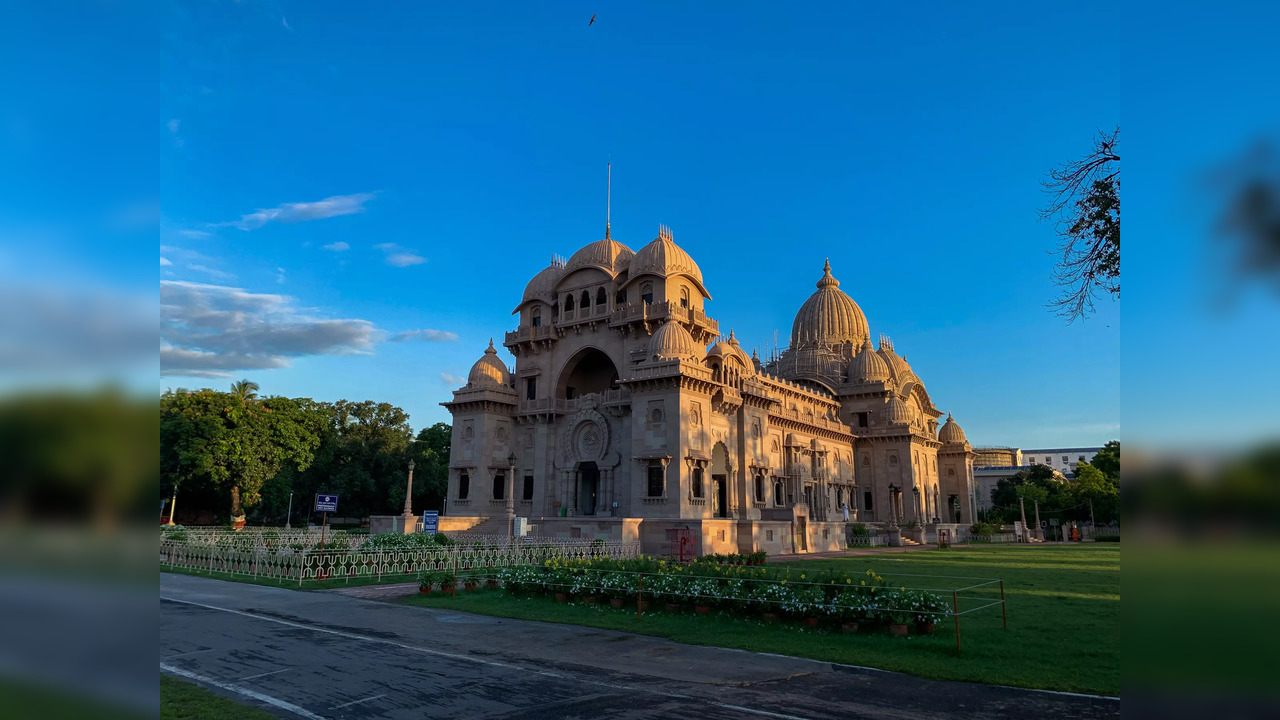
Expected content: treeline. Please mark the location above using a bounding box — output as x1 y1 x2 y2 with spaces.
985 441 1120 525
160 381 449 525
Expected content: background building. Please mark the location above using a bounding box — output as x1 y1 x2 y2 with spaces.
1023 447 1102 478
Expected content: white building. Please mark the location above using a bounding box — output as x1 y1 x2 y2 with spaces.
1023 447 1102 478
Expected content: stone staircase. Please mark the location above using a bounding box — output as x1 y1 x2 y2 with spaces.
901 537 921 547
459 517 509 536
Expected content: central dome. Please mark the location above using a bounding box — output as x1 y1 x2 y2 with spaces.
790 260 869 348
629 226 710 298
565 237 634 276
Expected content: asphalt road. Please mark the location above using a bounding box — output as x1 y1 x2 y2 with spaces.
159 574 1119 720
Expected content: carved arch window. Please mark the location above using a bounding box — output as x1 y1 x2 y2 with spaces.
531 307 542 327
564 294 575 312
596 287 607 307
679 286 690 308
580 290 591 310
641 282 653 305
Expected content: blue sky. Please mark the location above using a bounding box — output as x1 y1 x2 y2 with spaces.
8 3 1279 449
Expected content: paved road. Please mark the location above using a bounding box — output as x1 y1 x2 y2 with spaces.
160 574 1118 720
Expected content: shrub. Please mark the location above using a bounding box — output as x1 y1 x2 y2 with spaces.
968 521 1000 536
1094 533 1120 542
847 523 870 538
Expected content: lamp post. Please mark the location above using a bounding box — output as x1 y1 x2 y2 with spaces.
166 483 178 526
403 459 416 533
285 491 294 529
506 452 517 541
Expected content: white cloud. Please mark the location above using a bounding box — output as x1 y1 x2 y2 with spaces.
440 372 467 385
179 229 211 240
323 241 350 252
160 280 379 376
392 329 460 342
217 192 375 231
167 118 180 133
376 242 426 267
187 264 235 281
386 252 425 267
160 257 172 266
276 267 286 284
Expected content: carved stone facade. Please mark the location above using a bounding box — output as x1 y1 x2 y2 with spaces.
442 227 977 553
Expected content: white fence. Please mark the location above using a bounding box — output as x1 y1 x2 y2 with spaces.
160 535 640 585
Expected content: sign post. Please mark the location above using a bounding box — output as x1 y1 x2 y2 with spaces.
314 494 339 546
420 510 439 535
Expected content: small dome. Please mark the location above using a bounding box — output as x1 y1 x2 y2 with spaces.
883 392 914 425
848 338 890 382
876 338 914 380
629 225 710 298
707 330 750 365
516 262 566 310
939 413 967 444
468 339 511 386
648 320 703 362
791 260 869 348
565 237 634 276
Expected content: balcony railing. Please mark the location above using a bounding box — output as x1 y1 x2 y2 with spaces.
516 387 632 415
504 325 555 346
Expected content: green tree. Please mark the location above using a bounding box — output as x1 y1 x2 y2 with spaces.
1040 127 1120 322
1091 440 1120 479
1073 461 1119 524
402 422 452 514
160 388 322 522
230 379 260 402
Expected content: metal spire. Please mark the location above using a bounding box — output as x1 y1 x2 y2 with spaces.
605 157 611 239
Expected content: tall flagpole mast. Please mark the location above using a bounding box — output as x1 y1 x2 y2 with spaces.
606 156 612 239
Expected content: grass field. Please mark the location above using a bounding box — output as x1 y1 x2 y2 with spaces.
161 676 279 720
402 544 1119 695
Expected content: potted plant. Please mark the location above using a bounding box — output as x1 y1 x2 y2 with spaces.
437 571 455 595
418 573 433 595
485 572 500 590
887 609 911 636
464 576 478 592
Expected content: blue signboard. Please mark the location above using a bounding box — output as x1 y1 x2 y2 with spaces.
314 494 339 513
419 510 439 535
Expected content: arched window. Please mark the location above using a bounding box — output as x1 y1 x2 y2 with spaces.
616 288 626 305
889 455 898 465
774 480 785 506
531 308 542 327
679 287 690 308
580 290 590 309
564 294 574 312
641 282 653 305
458 473 470 500
596 287 607 307
947 467 956 476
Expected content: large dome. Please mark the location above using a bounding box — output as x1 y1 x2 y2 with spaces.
648 320 703 362
565 237 634 276
883 392 915 425
467 339 510 386
628 226 710 298
791 260 869 348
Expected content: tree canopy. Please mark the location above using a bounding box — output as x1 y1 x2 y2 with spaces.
161 382 451 525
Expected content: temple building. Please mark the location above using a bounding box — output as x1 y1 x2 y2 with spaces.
441 226 977 554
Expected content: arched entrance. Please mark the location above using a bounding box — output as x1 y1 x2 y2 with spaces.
578 461 599 515
711 442 729 518
556 347 620 400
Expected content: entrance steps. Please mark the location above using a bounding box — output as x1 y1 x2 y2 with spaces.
461 517 509 536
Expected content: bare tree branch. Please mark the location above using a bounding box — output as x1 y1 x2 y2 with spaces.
1040 128 1121 322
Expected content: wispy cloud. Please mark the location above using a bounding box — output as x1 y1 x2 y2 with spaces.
392 329 460 342
161 280 379 377
187 264 235 281
440 372 467 385
179 229 211 240
217 192 375 231
375 242 426 267
323 241 350 252
160 257 172 267
167 118 180 133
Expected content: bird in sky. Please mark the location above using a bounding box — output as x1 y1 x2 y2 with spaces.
589 14 596 26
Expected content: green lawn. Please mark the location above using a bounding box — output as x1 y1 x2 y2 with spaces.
161 676 280 720
402 544 1119 695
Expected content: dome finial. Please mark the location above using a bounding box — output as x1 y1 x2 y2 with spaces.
485 338 496 354
816 259 840 289
728 329 738 346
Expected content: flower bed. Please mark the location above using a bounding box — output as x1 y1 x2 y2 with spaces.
493 556 953 635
